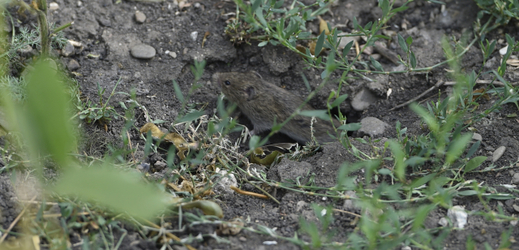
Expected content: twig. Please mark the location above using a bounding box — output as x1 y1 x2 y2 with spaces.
231 186 270 200
390 81 445 111
332 208 361 218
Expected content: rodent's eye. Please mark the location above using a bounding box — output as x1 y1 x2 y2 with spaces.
224 80 231 86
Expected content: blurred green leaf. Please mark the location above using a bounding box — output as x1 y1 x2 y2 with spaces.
337 123 361 131
464 156 487 172
173 80 184 103
370 56 384 72
342 40 353 57
380 0 389 17
410 51 417 68
249 135 261 151
445 133 472 165
314 30 326 57
54 166 168 219
22 59 75 166
299 110 329 121
255 7 268 28
387 140 405 181
411 103 439 133
397 34 408 52
331 94 348 108
176 110 204 123
258 41 268 47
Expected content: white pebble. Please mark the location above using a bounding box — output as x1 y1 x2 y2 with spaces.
190 31 198 42
447 205 468 229
500 45 509 55
49 2 59 11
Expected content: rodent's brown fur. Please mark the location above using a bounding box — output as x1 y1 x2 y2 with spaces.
212 71 339 143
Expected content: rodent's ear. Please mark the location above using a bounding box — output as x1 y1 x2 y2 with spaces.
246 86 256 101
249 71 262 79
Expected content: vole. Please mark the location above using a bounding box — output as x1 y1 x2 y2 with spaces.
212 71 340 144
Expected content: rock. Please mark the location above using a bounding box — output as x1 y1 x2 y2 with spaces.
130 44 156 59
492 146 506 162
261 45 297 75
358 117 389 137
342 191 358 211
97 16 111 27
212 169 237 200
61 41 75 57
276 159 313 182
447 205 468 229
135 11 146 23
17 45 34 57
511 173 519 184
484 57 498 69
472 133 482 141
166 51 177 58
500 45 508 56
67 59 80 71
366 74 389 97
351 88 378 111
338 32 359 50
190 31 198 42
438 217 448 227
153 161 167 171
49 2 59 11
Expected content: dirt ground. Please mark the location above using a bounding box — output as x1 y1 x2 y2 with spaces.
2 0 519 249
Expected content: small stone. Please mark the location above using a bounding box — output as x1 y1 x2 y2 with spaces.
77 1 82 7
447 205 468 229
492 146 506 162
67 59 80 71
137 163 150 172
135 11 146 23
212 169 237 199
61 41 75 57
190 31 198 42
153 161 167 171
338 32 359 51
472 133 482 141
352 88 378 111
511 173 519 184
49 2 59 11
513 204 519 213
194 2 201 8
130 44 156 59
500 45 509 55
358 117 389 137
97 16 111 27
169 51 177 58
17 45 33 57
484 57 498 69
401 246 411 250
511 220 518 226
239 237 247 242
438 217 448 227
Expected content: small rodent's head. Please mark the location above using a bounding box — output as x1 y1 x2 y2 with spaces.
212 72 262 104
